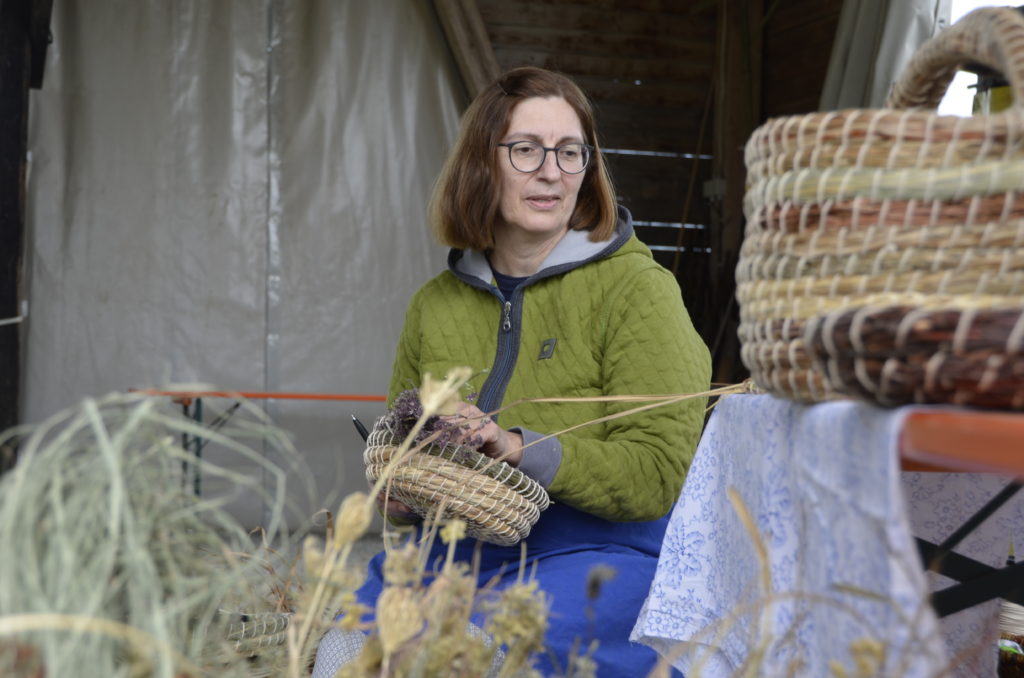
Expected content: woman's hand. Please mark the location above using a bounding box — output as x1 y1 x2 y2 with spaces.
375 492 419 521
449 402 524 467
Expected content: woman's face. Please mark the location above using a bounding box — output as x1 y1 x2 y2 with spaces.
495 96 586 242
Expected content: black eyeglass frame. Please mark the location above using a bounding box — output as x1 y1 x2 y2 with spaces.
497 141 595 175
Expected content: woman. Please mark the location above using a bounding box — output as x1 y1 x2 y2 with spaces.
315 67 711 677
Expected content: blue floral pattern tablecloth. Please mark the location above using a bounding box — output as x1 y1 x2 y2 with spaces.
631 393 1024 677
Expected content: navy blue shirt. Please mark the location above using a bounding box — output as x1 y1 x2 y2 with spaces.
492 269 527 301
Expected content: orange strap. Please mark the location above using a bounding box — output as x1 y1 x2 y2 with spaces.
133 389 386 405
901 410 1024 479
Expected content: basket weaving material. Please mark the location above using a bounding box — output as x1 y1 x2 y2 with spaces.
363 415 550 546
738 7 1024 407
1001 601 1024 677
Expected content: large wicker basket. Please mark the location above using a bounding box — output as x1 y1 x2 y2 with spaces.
1001 600 1024 677
738 7 1024 408
363 414 550 546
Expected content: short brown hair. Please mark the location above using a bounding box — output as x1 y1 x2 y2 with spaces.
430 67 618 250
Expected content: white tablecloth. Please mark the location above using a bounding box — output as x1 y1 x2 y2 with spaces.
632 393 1024 677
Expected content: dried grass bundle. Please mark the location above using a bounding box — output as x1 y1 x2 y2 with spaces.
0 389 313 677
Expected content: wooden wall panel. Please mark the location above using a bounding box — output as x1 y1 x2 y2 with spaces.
479 1 712 39
491 47 708 82
762 0 844 118
592 100 707 153
605 153 712 224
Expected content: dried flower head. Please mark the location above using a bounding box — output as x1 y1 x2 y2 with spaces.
302 536 324 581
376 586 423 657
482 579 548 670
440 519 467 545
382 541 421 587
423 566 476 625
419 367 472 416
333 492 372 548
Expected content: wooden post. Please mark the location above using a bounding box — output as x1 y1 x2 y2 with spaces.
710 0 761 384
0 0 52 471
431 0 501 101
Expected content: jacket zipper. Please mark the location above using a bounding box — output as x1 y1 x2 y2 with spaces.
479 295 520 416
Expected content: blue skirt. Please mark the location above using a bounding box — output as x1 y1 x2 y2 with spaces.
352 502 682 678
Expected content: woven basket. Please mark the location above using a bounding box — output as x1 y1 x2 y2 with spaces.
1001 598 1024 677
738 6 1024 408
363 415 550 546
1001 637 1024 678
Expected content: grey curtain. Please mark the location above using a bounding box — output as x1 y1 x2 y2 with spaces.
24 1 463 527
820 0 952 109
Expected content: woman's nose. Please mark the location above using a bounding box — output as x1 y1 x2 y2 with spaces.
536 150 561 179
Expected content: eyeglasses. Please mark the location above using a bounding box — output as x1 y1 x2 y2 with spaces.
497 140 594 174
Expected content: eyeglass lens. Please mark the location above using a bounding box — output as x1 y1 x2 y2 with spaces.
507 141 589 173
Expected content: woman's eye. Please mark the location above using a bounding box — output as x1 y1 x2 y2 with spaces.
514 145 538 156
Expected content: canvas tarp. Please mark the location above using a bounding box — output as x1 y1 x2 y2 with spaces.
24 0 464 528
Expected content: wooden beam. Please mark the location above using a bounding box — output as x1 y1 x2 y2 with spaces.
28 0 54 88
487 25 715 63
431 0 501 100
710 0 761 384
0 0 32 471
478 1 712 39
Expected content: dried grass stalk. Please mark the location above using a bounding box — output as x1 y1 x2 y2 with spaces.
0 390 315 677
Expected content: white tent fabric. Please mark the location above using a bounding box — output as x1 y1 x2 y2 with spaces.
819 0 952 110
24 1 463 527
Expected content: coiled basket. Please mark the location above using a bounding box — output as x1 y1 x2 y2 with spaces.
738 6 1024 409
363 414 550 546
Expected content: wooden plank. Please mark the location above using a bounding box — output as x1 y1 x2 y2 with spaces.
764 0 843 35
763 20 839 116
28 0 54 88
432 0 501 99
606 153 712 224
487 24 715 62
594 100 709 153
0 0 31 471
571 74 706 108
764 19 839 65
478 0 713 39
621 192 711 226
492 46 709 84
710 0 761 383
486 0 713 16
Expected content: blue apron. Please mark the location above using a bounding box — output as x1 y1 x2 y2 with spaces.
352 502 683 677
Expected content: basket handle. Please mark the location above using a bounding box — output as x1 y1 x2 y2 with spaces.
886 7 1024 110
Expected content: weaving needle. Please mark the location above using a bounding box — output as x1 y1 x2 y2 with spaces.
351 415 369 442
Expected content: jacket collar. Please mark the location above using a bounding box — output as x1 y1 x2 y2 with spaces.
449 205 634 287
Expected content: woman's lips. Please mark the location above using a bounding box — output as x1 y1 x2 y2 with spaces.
526 195 560 209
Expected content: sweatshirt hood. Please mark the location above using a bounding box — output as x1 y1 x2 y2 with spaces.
449 205 637 287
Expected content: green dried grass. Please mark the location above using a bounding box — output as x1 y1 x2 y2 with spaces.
0 388 315 677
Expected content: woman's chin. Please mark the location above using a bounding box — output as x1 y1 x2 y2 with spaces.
503 219 569 239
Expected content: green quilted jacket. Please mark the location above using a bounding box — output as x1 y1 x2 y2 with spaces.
388 207 712 522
